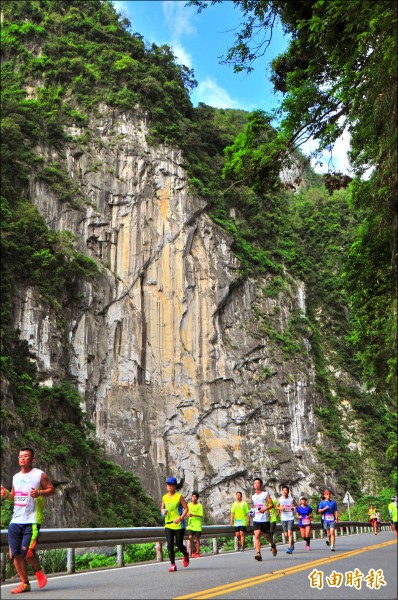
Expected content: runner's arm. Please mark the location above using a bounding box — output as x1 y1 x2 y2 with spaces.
265 495 274 511
31 473 54 498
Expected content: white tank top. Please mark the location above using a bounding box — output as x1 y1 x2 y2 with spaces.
279 495 295 521
11 468 44 524
252 491 270 522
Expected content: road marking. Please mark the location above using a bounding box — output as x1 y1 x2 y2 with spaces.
174 540 396 599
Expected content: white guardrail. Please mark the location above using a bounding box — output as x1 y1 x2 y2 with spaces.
0 521 390 581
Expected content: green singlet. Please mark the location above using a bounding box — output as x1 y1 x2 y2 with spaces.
187 502 204 531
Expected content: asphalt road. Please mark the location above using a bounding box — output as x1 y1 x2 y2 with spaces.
1 531 396 599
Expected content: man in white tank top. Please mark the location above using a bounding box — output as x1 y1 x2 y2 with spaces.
1 447 54 594
250 478 278 561
277 485 297 554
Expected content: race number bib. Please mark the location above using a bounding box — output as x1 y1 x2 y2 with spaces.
325 514 335 522
284 504 292 511
14 491 28 506
235 520 243 526
302 518 311 525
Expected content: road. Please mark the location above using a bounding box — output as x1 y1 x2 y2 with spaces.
1 531 396 599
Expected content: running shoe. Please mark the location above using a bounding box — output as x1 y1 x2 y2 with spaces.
35 571 47 589
168 564 177 572
326 539 330 546
272 545 277 557
195 553 201 557
183 555 190 567
286 548 293 554
254 553 262 561
239 548 244 552
306 545 310 551
331 545 335 551
11 583 31 594
291 544 295 551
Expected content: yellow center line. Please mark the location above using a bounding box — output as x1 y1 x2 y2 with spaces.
174 540 396 600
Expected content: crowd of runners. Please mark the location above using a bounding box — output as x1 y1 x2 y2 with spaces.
1 448 397 589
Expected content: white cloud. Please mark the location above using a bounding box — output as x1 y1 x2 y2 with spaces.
112 1 130 16
161 1 195 69
191 77 241 109
162 1 196 39
171 42 193 69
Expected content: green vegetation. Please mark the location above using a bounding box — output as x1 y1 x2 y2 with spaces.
190 0 397 492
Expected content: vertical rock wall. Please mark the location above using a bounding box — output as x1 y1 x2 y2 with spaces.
14 107 334 520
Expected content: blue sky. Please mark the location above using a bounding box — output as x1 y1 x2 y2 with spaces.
113 0 287 114
112 1 351 174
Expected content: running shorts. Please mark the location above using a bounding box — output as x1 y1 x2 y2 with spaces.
8 523 41 559
281 520 294 532
253 521 271 534
186 529 202 538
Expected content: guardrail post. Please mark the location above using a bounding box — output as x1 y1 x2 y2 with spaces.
186 539 192 557
234 537 239 552
293 531 297 543
320 527 324 538
156 541 163 562
312 530 316 540
117 545 124 568
212 538 219 555
1 552 6 582
66 548 75 574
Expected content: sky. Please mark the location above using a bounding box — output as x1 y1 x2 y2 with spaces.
112 0 351 174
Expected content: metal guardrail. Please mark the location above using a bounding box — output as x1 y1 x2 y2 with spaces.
0 521 388 553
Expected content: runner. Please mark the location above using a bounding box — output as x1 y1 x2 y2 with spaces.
316 495 329 545
230 491 250 552
375 509 382 533
268 493 280 552
0 447 54 594
186 491 204 557
277 485 297 554
161 477 190 572
250 478 277 561
296 496 313 551
317 489 338 551
367 503 378 535
388 496 398 538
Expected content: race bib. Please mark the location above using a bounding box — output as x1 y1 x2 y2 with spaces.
14 491 28 506
302 518 311 525
255 504 263 513
284 504 292 511
325 514 335 522
235 520 243 526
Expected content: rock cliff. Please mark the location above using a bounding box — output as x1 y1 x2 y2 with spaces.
13 106 336 520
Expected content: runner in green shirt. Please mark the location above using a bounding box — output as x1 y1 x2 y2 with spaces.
186 491 204 557
268 495 280 552
230 491 250 552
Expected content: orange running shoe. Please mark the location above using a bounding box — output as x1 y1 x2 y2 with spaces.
36 571 47 588
11 583 31 594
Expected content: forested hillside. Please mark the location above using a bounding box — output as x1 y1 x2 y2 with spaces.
0 0 396 527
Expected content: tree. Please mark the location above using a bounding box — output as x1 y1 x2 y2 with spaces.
189 0 397 394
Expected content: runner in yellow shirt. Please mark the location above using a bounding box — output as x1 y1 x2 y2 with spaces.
186 491 204 557
161 477 190 572
230 491 250 552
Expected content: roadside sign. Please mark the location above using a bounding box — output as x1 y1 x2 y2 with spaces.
343 491 355 504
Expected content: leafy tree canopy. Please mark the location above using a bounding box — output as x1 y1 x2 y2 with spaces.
189 0 397 395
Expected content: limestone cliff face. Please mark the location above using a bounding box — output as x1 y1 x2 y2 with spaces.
14 106 336 521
